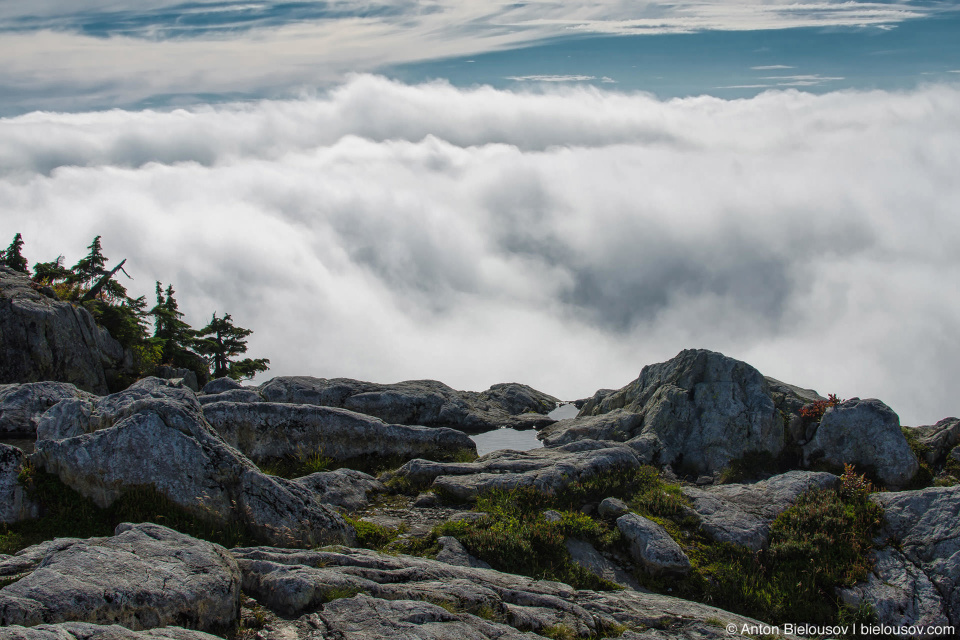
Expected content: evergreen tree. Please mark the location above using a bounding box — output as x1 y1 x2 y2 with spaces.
196 312 270 380
71 235 107 288
149 282 195 364
2 233 29 273
32 255 71 286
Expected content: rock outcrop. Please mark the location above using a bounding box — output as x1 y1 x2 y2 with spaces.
682 471 840 550
0 623 224 640
202 401 476 464
383 441 641 500
0 266 126 394
292 469 386 512
0 443 38 524
802 398 919 487
0 382 97 435
32 379 354 548
616 513 691 576
233 546 780 639
840 484 960 628
907 418 960 467
574 349 783 475
257 377 558 431
0 523 240 632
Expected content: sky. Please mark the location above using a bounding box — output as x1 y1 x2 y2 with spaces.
2 0 959 425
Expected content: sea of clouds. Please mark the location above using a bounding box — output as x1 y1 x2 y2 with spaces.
3 75 959 425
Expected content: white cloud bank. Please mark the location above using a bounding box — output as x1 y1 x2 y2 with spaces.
3 75 960 425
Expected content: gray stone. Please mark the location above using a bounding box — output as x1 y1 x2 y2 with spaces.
838 547 950 631
542 510 562 523
292 469 386 511
597 497 630 520
33 381 354 548
538 410 643 448
436 536 491 569
908 418 960 467
0 523 240 633
384 440 641 501
257 377 558 432
564 538 642 591
869 485 960 625
0 623 224 640
0 267 126 394
197 389 261 406
0 382 97 435
202 377 243 395
616 513 691 576
231 545 773 637
202 401 476 464
764 377 826 444
576 349 783 475
155 367 199 393
682 471 840 551
0 443 38 524
803 398 919 487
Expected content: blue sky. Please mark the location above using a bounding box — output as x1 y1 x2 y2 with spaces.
2 1 960 425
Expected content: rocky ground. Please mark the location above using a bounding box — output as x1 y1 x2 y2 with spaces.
2 264 960 639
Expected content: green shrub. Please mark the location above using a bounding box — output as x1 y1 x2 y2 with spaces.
347 518 402 550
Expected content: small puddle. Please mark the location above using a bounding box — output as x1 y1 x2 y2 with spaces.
469 403 578 456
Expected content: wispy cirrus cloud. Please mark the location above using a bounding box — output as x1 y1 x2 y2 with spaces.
3 75 959 426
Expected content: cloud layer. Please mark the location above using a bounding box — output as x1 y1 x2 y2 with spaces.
3 75 959 425
0 0 940 112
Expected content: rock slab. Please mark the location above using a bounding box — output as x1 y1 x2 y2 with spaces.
0 443 38 524
0 523 240 633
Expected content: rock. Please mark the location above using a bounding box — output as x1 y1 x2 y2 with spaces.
564 538 642 590
436 536 492 569
257 376 558 432
0 382 97 435
802 398 919 487
232 546 771 638
202 401 476 464
292 469 386 512
196 389 261 406
866 485 960 626
0 267 126 394
202 377 243 395
542 510 562 523
0 443 38 524
384 440 641 501
155 366 199 392
0 523 240 633
616 513 691 576
598 497 630 520
764 377 826 444
577 349 783 476
682 471 840 551
908 418 960 467
255 595 542 640
413 492 440 508
33 380 354 548
538 410 643 448
838 547 951 631
0 623 225 640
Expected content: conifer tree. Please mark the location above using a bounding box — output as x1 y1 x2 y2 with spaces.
149 282 195 364
196 312 270 380
2 233 29 273
32 255 71 286
71 235 107 288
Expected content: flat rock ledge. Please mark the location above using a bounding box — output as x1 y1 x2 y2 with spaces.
202 401 476 464
0 623 223 640
682 471 840 551
232 545 790 640
0 523 240 633
383 440 641 500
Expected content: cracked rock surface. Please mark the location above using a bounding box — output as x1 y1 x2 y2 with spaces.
0 623 224 640
682 471 839 551
32 379 354 548
0 523 240 633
